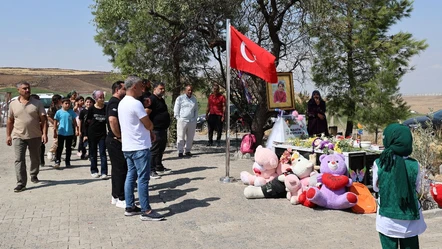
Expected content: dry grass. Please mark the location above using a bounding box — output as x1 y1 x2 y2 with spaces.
402 95 442 114
0 67 106 76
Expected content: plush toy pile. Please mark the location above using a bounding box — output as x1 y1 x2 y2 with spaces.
242 148 362 211
243 148 318 207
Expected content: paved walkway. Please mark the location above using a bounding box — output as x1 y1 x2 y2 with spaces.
0 130 440 249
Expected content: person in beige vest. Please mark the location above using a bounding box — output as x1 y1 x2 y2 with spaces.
6 81 48 192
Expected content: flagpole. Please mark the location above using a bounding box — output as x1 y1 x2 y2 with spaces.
220 19 235 183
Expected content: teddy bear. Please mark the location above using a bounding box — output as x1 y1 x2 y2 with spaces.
243 152 317 207
306 153 358 210
240 145 279 187
285 153 318 206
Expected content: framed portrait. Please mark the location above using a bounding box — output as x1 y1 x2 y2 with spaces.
266 72 295 110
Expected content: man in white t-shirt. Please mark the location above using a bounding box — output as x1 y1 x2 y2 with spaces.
118 75 164 221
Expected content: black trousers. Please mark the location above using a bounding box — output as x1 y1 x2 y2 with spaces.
55 135 73 163
106 136 127 201
151 129 167 172
40 143 45 165
207 114 223 144
77 134 87 156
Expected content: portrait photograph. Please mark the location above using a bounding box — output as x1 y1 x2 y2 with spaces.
266 72 295 110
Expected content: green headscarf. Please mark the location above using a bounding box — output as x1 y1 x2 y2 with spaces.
379 123 417 214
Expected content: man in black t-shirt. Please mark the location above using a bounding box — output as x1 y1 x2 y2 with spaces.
146 81 171 178
105 81 127 208
137 78 152 106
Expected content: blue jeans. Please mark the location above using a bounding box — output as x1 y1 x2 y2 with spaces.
123 149 151 212
89 137 107 175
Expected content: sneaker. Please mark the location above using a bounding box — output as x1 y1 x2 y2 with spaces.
185 152 192 157
30 176 39 183
54 161 61 169
116 200 126 209
14 185 26 192
125 206 142 216
150 171 161 179
178 153 184 158
91 173 100 178
140 210 165 221
100 174 109 180
77 152 82 157
47 152 53 160
111 197 118 205
65 162 71 167
156 168 172 176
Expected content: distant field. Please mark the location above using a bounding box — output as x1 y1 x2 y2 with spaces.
0 67 106 76
0 67 439 116
402 95 442 114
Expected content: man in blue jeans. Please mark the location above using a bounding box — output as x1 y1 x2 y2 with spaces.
118 75 165 221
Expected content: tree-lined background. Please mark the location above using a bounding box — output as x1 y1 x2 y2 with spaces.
91 0 427 145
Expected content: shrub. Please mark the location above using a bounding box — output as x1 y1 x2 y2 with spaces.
410 118 441 210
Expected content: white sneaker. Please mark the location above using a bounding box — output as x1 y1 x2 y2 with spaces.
111 197 118 205
47 152 53 160
91 173 100 178
116 200 126 209
77 152 82 157
100 174 109 180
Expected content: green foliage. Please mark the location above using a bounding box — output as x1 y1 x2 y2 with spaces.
309 0 428 136
91 0 242 106
0 87 64 98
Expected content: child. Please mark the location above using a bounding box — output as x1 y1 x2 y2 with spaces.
74 96 85 157
53 98 78 168
78 97 94 159
373 123 426 249
46 94 62 161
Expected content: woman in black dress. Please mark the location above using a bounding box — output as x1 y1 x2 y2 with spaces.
307 90 329 137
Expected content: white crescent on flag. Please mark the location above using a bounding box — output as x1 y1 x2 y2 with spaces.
240 42 256 63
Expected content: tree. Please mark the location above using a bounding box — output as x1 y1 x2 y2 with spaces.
206 0 312 146
92 0 242 102
92 0 242 143
309 0 427 137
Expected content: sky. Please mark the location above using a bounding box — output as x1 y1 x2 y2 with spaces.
0 0 440 95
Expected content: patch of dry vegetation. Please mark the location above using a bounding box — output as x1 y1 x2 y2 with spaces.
0 67 106 76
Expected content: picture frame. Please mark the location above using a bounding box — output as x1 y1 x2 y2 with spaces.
266 72 295 110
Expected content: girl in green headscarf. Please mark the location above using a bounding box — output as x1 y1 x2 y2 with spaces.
373 123 426 249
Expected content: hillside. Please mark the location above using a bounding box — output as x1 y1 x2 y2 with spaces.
0 67 113 95
0 67 440 114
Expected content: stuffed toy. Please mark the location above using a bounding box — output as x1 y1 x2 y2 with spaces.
240 145 279 187
289 153 318 207
306 153 358 209
430 183 442 208
243 152 304 201
312 137 335 151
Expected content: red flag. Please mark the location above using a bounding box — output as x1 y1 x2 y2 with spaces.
230 26 278 83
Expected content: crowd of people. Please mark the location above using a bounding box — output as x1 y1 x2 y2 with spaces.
6 77 226 222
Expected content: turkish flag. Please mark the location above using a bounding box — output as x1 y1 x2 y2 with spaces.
230 26 278 83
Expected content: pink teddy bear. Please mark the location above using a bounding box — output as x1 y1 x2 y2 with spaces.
240 145 279 187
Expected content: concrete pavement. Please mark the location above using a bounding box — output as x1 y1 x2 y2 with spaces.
0 130 440 249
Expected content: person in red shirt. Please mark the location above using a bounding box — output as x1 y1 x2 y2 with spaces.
273 82 287 103
205 84 226 147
